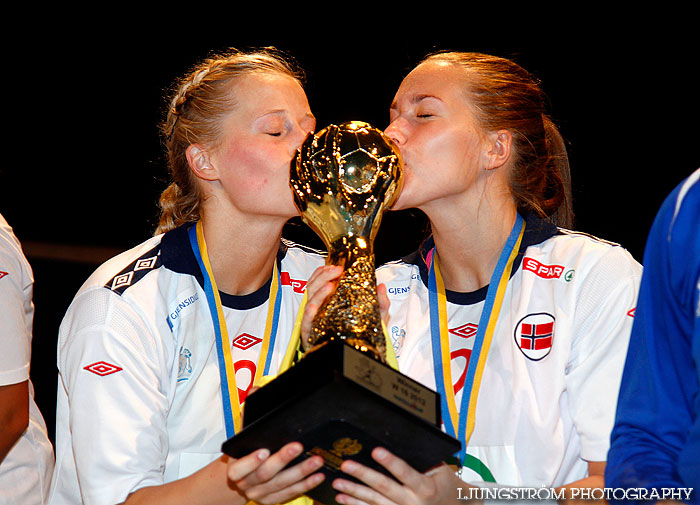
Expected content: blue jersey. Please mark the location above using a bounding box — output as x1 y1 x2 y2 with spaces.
606 168 700 503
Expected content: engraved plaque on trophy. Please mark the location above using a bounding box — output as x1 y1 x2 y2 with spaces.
222 122 460 505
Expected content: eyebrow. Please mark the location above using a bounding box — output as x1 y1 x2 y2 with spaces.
258 110 316 122
390 94 442 110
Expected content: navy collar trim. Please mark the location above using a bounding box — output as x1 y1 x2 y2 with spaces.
160 222 288 310
403 213 558 306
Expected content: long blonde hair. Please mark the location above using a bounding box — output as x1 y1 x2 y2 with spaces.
155 48 305 235
422 51 574 228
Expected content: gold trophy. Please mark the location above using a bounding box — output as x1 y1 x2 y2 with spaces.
290 121 401 361
222 122 459 505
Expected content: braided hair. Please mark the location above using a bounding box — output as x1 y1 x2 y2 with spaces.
155 47 305 235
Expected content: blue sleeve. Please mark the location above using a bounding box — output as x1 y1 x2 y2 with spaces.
605 171 700 504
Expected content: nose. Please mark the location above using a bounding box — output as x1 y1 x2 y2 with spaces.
290 125 312 155
384 118 407 146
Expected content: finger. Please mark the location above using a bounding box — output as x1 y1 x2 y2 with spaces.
301 300 320 345
371 447 429 495
227 448 271 482
306 266 342 304
333 477 393 505
377 284 390 325
305 265 342 296
234 442 304 489
245 457 326 503
301 266 342 340
338 459 405 504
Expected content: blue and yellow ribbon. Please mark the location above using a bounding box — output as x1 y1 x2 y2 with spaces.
188 221 285 438
428 213 525 464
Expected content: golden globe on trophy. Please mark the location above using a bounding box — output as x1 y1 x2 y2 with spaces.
222 122 459 505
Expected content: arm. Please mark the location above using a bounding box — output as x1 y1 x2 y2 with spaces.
60 288 324 505
606 176 700 495
0 224 33 464
0 380 29 463
559 243 642 489
555 461 605 505
124 446 324 505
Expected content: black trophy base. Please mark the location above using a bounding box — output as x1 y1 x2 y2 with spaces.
221 339 460 505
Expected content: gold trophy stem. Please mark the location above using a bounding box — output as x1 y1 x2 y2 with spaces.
308 239 386 363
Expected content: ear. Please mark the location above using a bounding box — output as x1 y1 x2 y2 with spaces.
186 145 219 181
484 130 512 171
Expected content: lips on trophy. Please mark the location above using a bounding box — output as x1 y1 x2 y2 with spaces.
222 121 459 505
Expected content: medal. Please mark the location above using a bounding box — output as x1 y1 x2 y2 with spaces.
188 221 287 437
428 213 525 466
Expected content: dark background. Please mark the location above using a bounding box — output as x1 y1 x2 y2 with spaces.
2 21 697 444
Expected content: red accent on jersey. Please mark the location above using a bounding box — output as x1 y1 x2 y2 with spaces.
523 257 565 279
280 271 307 293
627 308 636 317
84 361 123 376
0 271 7 280
232 333 262 350
450 348 472 394
449 323 478 339
234 360 257 403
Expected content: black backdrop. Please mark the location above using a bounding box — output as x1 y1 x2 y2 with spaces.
2 21 698 444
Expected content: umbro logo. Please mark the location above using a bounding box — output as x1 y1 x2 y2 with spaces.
449 323 478 339
106 246 162 295
84 361 123 376
232 333 262 350
111 271 134 290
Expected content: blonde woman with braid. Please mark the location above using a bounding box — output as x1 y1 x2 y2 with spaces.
303 52 643 505
48 48 327 505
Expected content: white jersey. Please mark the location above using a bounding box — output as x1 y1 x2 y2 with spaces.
376 215 642 488
48 223 325 505
0 214 54 505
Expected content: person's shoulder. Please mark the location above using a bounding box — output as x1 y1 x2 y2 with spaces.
280 238 326 269
538 227 642 280
668 168 700 233
0 214 32 285
377 254 420 285
78 234 165 297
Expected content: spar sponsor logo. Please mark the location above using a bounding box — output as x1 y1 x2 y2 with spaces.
514 313 555 361
523 257 573 281
281 271 307 293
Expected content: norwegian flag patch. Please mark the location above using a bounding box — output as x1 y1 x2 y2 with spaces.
514 313 555 361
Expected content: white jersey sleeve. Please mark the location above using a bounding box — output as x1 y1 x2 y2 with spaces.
0 217 33 386
0 214 55 505
56 286 173 505
565 242 641 461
